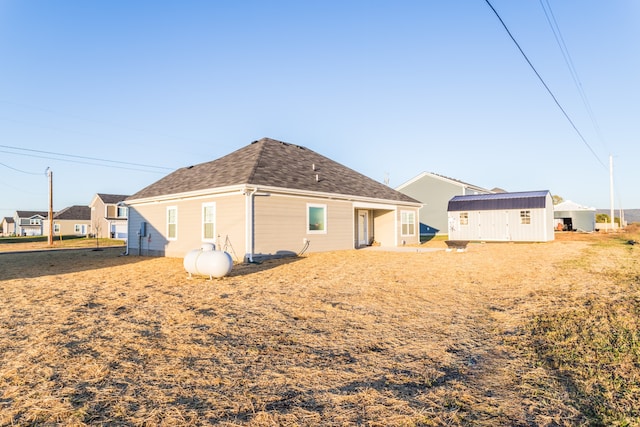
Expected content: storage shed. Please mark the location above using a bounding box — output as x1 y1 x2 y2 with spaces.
553 200 596 232
447 190 554 242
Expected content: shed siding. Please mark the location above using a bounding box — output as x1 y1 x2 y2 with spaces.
554 210 596 232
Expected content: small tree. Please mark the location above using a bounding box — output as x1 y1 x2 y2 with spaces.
92 218 102 250
596 213 610 223
552 195 564 205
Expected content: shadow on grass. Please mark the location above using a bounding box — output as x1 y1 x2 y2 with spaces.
0 247 147 281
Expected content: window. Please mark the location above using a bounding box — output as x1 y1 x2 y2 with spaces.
117 206 128 218
307 204 326 233
460 212 469 225
401 210 416 236
520 210 531 225
167 207 178 240
53 223 60 233
30 218 41 225
202 203 216 241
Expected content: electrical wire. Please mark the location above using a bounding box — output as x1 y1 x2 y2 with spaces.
0 144 173 171
483 0 607 169
0 162 43 175
539 0 608 152
0 149 168 174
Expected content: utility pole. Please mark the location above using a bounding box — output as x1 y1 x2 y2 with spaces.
47 167 53 246
609 155 614 231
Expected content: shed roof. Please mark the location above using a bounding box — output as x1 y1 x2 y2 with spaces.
554 200 596 211
448 190 551 212
128 138 420 204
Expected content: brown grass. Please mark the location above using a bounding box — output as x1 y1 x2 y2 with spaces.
1 229 639 426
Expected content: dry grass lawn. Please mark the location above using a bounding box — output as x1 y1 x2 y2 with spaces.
1 228 639 426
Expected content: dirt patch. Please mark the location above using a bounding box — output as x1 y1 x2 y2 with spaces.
1 231 638 426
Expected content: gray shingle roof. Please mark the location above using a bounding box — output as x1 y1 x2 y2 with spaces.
16 210 48 218
53 205 91 220
97 194 130 204
128 138 420 204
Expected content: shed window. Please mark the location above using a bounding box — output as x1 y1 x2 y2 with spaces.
307 204 326 233
167 207 178 240
460 212 469 226
520 210 531 225
401 210 416 236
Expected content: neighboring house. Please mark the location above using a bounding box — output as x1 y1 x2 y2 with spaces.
1 217 15 236
447 190 555 242
125 137 422 259
13 210 48 236
396 172 494 236
554 200 596 232
90 193 130 239
43 205 92 237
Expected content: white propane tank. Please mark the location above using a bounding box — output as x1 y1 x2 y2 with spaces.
183 248 233 279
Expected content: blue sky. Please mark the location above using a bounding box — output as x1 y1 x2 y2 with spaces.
1 1 639 220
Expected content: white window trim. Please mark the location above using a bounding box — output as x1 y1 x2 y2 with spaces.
460 212 469 226
53 223 60 233
307 203 327 234
202 202 216 242
400 210 416 237
167 206 178 240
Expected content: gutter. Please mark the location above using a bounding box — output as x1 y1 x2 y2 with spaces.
244 187 258 263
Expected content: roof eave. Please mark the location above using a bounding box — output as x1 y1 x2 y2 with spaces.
125 183 422 207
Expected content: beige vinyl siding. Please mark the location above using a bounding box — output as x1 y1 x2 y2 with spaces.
128 194 246 258
372 210 395 247
47 219 91 236
253 194 353 255
106 205 117 218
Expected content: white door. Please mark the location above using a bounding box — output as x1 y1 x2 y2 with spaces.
358 210 369 247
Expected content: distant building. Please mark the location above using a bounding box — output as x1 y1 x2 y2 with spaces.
396 172 493 236
90 193 129 239
1 217 15 236
43 205 92 237
554 200 596 232
13 210 47 236
447 191 555 242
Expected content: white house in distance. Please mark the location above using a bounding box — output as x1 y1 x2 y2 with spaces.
396 172 494 237
124 138 422 260
447 190 555 242
554 200 596 232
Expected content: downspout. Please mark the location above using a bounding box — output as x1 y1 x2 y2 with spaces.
245 187 258 263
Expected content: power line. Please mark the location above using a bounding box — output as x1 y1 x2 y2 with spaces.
0 149 169 174
0 144 174 172
0 162 43 175
483 0 606 169
539 0 608 152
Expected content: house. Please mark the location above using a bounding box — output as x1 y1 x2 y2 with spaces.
125 138 422 259
554 200 596 232
396 172 494 237
43 205 92 237
447 190 555 242
1 217 15 236
89 193 130 239
13 210 48 236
